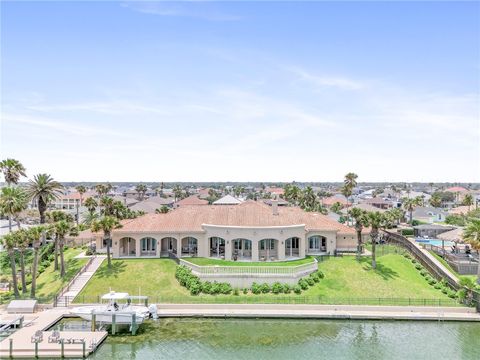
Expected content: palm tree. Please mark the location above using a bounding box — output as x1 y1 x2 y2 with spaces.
0 233 20 297
0 158 26 185
135 184 148 200
173 185 183 202
27 174 63 224
47 210 73 271
284 184 301 205
342 172 358 225
51 219 78 277
100 196 114 216
84 197 98 216
402 196 423 223
156 205 170 214
27 226 46 298
463 219 480 284
348 207 368 260
0 186 29 232
366 211 387 269
15 229 30 294
91 216 122 268
429 193 442 208
75 185 87 205
463 194 474 211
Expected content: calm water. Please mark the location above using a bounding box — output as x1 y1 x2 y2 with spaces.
55 318 480 360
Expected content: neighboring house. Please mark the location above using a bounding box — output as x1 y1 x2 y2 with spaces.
130 197 175 214
413 224 454 238
448 206 471 215
437 228 464 243
213 195 242 205
173 195 209 208
362 197 393 210
263 198 289 207
112 195 139 207
53 191 95 210
322 195 349 208
97 201 366 260
412 207 448 223
265 187 284 196
341 203 388 214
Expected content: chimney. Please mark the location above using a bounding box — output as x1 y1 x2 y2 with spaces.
272 200 278 215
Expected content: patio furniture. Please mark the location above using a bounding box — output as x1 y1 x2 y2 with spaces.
31 330 43 343
48 330 61 343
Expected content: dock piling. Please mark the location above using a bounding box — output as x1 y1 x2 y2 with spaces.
34 341 38 359
112 314 116 335
60 338 64 358
82 339 86 358
91 313 96 332
131 313 137 335
9 338 13 358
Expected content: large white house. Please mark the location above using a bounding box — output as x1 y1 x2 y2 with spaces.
91 201 366 262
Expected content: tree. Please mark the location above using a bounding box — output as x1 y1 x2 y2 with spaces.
84 197 98 216
0 233 20 297
0 186 29 232
366 211 389 269
463 194 474 211
91 216 122 268
463 218 480 284
402 196 423 223
100 196 114 216
75 185 87 206
135 184 148 201
284 184 301 205
330 201 344 214
342 172 358 225
51 219 78 277
387 207 404 225
47 210 73 271
27 174 63 224
348 207 368 260
0 158 26 185
27 226 46 298
156 205 170 214
15 229 30 294
173 185 183 202
429 193 442 208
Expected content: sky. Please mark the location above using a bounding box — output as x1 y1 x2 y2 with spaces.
1 1 479 183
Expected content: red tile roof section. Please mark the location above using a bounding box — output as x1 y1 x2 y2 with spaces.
116 201 356 234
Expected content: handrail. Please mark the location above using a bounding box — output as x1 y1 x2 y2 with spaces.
54 255 96 306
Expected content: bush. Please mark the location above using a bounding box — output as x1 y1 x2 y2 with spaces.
428 278 437 286
401 229 414 236
403 253 411 259
298 279 309 290
272 282 283 294
411 259 417 264
315 270 325 279
306 277 315 286
447 290 457 299
434 283 442 290
211 282 221 295
283 284 291 294
293 285 302 294
219 283 232 295
202 281 212 294
310 273 320 283
415 264 423 271
243 288 248 295
441 287 448 294
233 288 239 296
251 282 262 294
190 282 201 295
419 269 428 277
260 283 270 294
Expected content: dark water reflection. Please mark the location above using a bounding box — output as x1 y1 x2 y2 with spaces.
57 318 480 360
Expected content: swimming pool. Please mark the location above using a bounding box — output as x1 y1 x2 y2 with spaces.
415 239 454 247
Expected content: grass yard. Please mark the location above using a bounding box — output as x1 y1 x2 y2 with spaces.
75 252 457 305
35 247 88 302
186 256 315 267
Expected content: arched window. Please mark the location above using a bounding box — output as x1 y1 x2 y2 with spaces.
210 237 225 257
308 236 327 253
140 237 157 256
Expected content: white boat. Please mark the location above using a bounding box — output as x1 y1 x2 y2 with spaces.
71 292 150 324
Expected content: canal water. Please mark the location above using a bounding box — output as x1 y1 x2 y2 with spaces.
55 317 480 359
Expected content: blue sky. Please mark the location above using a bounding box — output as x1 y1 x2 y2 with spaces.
1 1 479 182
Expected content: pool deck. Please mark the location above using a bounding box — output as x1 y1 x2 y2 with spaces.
0 308 107 358
155 303 480 322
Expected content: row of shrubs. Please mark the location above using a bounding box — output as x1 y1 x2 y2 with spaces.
175 265 325 296
402 252 458 299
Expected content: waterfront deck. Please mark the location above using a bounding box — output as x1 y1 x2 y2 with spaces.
0 309 107 358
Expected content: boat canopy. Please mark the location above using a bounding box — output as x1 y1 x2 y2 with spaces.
101 292 130 300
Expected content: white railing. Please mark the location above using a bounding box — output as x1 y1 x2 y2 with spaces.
179 258 318 276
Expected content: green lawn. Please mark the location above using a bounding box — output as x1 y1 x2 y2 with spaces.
75 253 457 305
186 256 315 267
35 247 88 302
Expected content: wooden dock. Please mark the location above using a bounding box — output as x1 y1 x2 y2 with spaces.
0 308 108 358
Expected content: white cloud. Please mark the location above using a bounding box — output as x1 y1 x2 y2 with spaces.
285 66 364 90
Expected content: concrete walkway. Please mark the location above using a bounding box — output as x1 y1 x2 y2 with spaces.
155 303 480 321
56 256 105 307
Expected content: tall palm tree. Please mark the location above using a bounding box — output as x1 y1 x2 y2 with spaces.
0 186 29 232
0 158 26 185
91 216 122 268
173 185 183 202
348 207 368 260
84 197 98 216
27 174 63 224
27 226 46 298
429 193 442 208
100 196 114 216
0 233 20 297
463 194 474 212
402 196 423 223
51 220 78 277
135 184 148 200
463 219 480 284
342 172 358 225
15 229 30 294
75 185 87 206
366 211 387 269
47 210 72 271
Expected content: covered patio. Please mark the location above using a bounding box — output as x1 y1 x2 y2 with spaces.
119 237 136 257
160 237 177 257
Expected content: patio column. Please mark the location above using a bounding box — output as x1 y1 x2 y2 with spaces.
278 240 286 260
156 239 160 257
299 237 306 259
225 240 232 260
177 239 182 258
136 238 141 258
252 240 259 261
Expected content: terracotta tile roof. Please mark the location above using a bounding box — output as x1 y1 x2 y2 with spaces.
175 195 209 206
58 191 95 200
449 206 470 215
115 200 355 234
445 186 468 193
265 187 284 195
322 196 348 206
